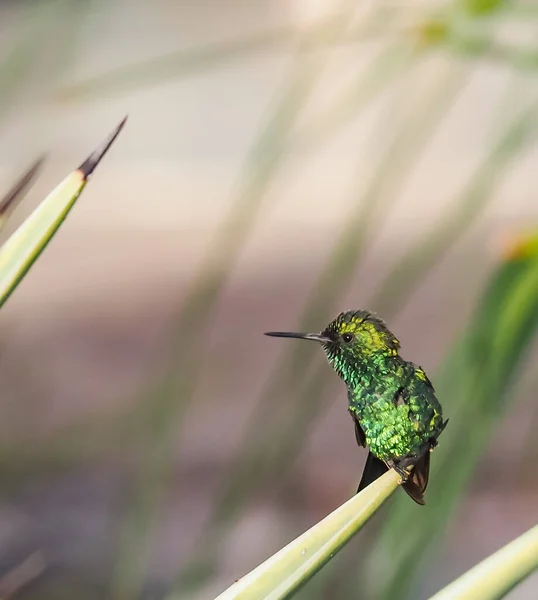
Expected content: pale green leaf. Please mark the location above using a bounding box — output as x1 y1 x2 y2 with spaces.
0 117 126 309
210 470 399 600
428 524 538 600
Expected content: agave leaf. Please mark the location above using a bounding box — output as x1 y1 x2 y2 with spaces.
0 157 44 232
0 117 126 309
428 524 538 600
208 470 399 600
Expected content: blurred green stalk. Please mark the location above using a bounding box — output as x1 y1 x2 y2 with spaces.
293 41 417 151
0 1 58 121
372 94 538 316
58 5 425 103
109 7 361 600
0 157 44 231
428 525 538 599
58 12 349 102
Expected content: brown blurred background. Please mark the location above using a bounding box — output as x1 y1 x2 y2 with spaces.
0 1 537 599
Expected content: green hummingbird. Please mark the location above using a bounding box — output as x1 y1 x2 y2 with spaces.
265 310 448 505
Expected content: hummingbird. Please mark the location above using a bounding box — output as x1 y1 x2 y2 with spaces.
265 310 448 505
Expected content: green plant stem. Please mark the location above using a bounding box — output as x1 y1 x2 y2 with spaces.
428 525 538 600
0 0 68 124
58 16 334 100
56 6 538 104
371 93 538 316
108 10 359 600
293 41 418 151
453 35 538 71
57 5 429 103
206 471 400 600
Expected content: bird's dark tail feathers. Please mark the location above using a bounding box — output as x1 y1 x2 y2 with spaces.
357 449 431 506
400 450 430 505
357 452 389 493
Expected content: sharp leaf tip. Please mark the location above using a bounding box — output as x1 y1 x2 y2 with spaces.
77 115 128 179
0 156 47 215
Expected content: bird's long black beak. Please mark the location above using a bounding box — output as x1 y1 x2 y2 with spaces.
264 331 330 343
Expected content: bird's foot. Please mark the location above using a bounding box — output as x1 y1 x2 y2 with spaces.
388 461 410 484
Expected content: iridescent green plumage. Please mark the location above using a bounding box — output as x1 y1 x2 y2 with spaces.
266 309 448 505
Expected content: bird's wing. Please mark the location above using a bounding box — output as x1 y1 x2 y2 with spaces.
349 411 390 493
357 452 389 493
349 409 366 447
415 365 435 390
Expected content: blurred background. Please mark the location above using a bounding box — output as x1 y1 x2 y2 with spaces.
0 0 537 599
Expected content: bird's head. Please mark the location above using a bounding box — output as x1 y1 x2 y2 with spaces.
265 309 400 384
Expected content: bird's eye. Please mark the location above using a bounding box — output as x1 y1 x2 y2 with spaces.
342 333 353 343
